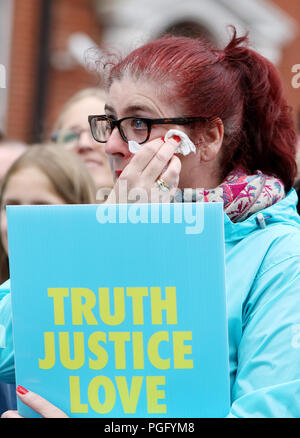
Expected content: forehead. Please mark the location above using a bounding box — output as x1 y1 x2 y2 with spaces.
60 96 106 129
106 77 180 118
5 167 50 190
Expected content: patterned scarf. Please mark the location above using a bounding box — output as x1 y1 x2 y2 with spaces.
175 168 285 223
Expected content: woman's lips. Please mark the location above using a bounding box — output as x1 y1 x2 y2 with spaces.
115 170 123 179
84 159 103 168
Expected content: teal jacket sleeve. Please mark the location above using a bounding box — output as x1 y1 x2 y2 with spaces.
0 281 15 384
228 253 300 417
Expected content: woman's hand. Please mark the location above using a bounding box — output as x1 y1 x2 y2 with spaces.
1 386 68 418
106 136 182 203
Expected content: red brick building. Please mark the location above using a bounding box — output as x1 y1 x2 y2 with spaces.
1 0 103 142
0 0 299 142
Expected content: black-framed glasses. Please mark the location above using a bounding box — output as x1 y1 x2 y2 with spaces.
88 115 207 145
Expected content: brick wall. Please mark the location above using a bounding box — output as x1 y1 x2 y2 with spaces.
6 0 103 143
6 0 42 141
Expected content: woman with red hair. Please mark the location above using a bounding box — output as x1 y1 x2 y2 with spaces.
2 27 300 418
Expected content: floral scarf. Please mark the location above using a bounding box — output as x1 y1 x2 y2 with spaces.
176 168 285 223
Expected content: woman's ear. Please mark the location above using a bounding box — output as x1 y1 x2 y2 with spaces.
196 118 224 162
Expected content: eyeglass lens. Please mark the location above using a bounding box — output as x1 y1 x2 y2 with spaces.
91 118 149 144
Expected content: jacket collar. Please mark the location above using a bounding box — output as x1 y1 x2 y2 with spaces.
224 189 300 242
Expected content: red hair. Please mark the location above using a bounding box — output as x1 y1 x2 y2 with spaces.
107 27 298 191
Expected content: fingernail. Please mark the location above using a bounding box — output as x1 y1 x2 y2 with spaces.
172 135 181 143
161 136 165 142
16 385 28 395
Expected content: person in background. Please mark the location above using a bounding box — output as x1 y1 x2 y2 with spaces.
51 88 114 196
0 144 96 284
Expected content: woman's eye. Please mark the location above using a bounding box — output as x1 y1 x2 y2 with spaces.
62 132 80 143
131 119 147 130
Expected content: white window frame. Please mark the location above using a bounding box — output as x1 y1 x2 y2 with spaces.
95 0 296 65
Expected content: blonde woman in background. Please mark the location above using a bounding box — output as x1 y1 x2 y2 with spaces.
0 144 96 284
51 88 114 194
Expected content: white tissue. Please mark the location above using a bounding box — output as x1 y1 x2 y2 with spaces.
128 140 142 154
164 129 196 156
128 129 196 156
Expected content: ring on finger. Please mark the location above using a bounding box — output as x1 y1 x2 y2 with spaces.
156 178 170 192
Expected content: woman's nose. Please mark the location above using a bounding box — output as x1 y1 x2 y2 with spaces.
76 130 95 151
105 128 131 159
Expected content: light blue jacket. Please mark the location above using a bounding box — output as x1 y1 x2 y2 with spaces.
0 190 300 417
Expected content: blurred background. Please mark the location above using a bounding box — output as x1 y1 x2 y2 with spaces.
0 0 299 143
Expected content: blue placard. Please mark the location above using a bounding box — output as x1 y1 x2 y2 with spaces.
7 202 230 418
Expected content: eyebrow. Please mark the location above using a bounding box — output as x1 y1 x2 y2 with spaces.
66 125 82 131
126 104 156 115
104 104 157 117
104 104 115 114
